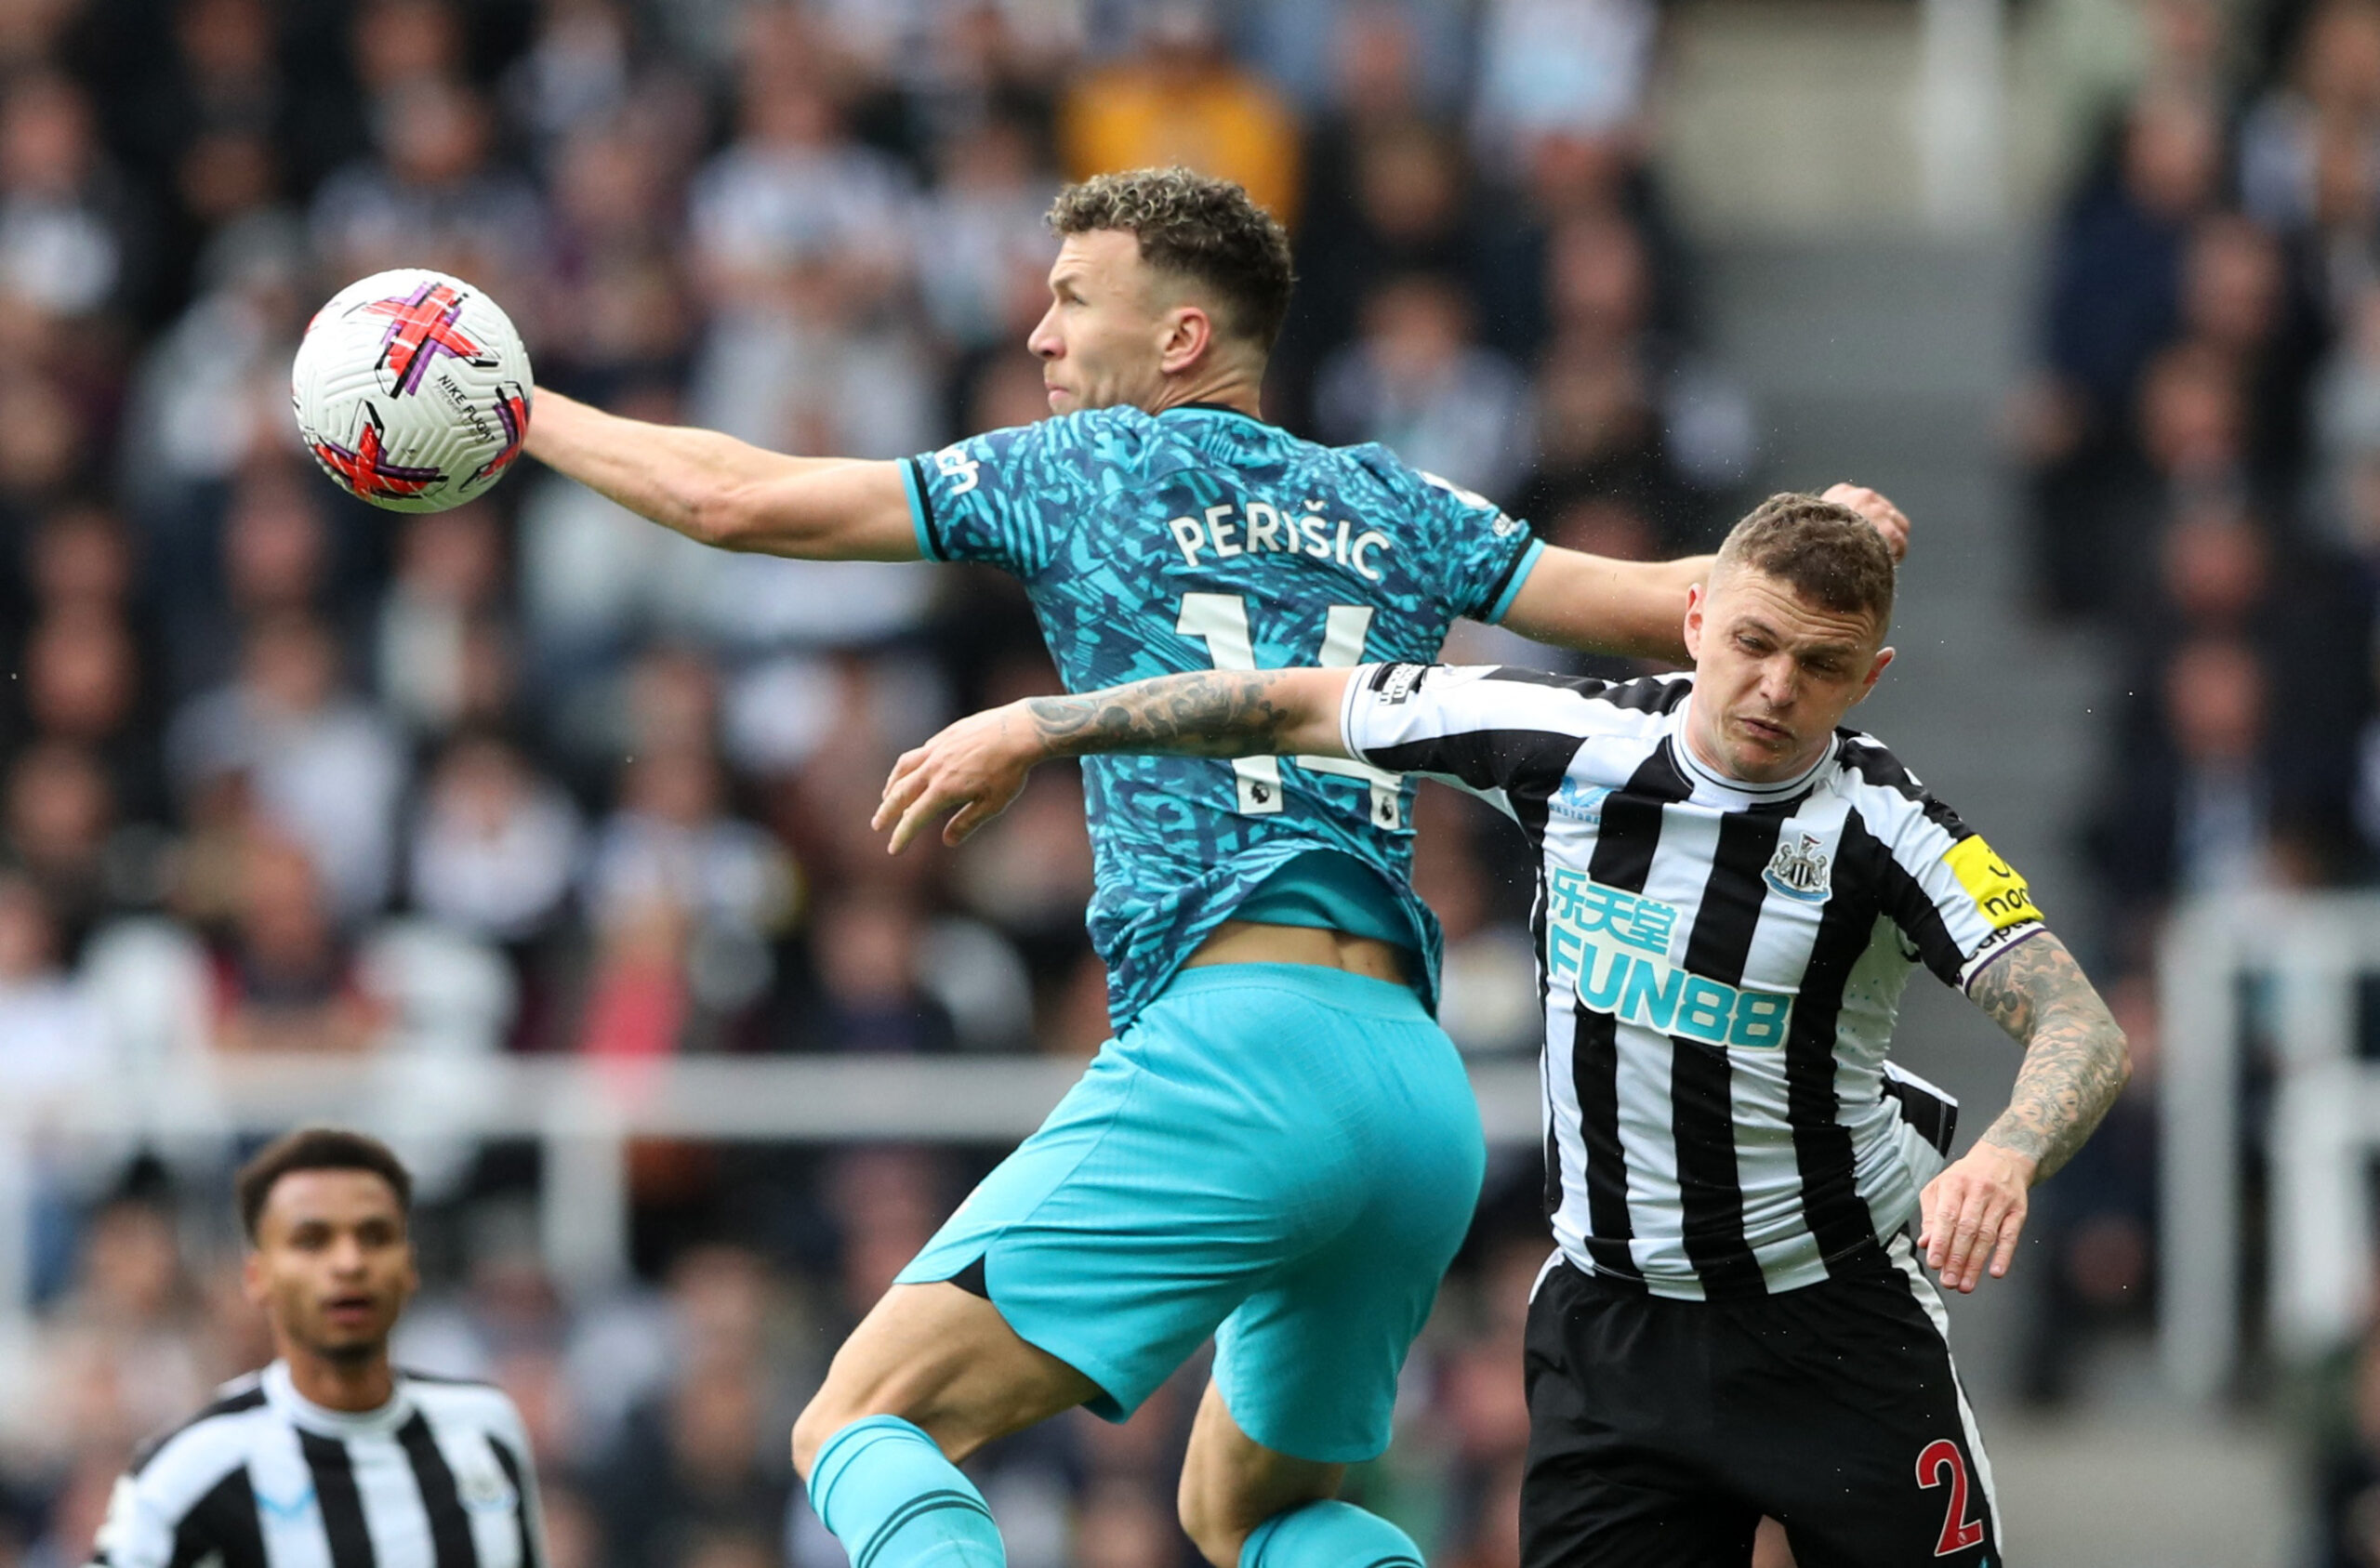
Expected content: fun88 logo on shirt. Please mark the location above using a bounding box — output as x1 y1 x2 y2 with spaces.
1543 869 1794 1048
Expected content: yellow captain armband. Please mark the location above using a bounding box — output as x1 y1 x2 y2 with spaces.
1943 835 2043 931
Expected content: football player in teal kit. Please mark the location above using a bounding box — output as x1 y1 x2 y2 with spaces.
524 167 1910 1568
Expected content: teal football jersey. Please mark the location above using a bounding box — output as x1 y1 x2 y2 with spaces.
905 402 1544 1027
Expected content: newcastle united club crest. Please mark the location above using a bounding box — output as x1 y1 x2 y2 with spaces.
1764 831 1831 902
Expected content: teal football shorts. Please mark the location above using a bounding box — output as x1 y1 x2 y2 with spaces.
896 961 1486 1463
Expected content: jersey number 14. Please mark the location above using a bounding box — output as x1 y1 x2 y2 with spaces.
1176 592 1404 829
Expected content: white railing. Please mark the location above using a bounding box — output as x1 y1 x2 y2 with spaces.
0 1051 1545 1316
2161 891 2380 1401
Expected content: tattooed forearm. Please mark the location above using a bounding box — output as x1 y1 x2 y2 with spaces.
1966 930 2131 1179
1023 671 1305 760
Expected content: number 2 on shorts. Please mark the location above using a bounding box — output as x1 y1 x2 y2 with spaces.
1915 1437 1986 1555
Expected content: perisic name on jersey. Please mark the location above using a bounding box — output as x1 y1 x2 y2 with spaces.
1162 498 1396 581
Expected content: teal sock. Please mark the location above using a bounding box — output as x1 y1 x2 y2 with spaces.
1239 1500 1423 1568
807 1416 1005 1568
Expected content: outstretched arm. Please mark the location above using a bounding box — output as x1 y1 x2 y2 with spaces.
874 667 1355 850
1919 931 2132 1293
1497 483 1912 660
523 389 919 560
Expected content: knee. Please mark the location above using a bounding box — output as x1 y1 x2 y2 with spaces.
1175 1478 1249 1568
1194 1499 1420 1568
789 1391 851 1482
1178 1475 1330 1568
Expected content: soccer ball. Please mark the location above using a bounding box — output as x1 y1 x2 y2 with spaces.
291 268 533 513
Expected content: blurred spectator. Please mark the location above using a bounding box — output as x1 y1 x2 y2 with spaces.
1249 0 1470 121
589 1245 795 1568
5 741 148 946
2085 634 2339 961
1315 272 1531 502
2024 85 2224 615
1057 5 1302 225
376 501 509 732
2050 86 2223 418
0 372 93 528
948 764 1094 990
517 387 720 725
0 72 143 321
206 830 387 1052
166 611 407 919
2177 211 2321 489
349 0 466 97
534 125 695 395
1470 0 1657 162
911 112 1059 354
584 747 794 943
1287 113 1495 404
407 731 582 945
311 75 545 287
579 744 795 1050
152 457 346 697
118 0 291 317
119 216 312 524
2318 285 2380 506
2240 0 2380 236
33 1196 207 1451
15 603 163 824
505 0 635 164
798 886 956 1055
1072 1481 1173 1568
26 503 135 618
0 873 105 1100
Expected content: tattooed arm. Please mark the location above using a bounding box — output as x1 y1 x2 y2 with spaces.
873 668 1355 851
1918 930 2132 1293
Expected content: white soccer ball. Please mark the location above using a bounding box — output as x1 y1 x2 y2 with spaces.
291 268 533 513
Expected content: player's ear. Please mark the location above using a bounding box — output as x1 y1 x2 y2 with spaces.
1855 645 1896 703
1157 304 1212 376
1682 583 1706 661
241 1247 267 1307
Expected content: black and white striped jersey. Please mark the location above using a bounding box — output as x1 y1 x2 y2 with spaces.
1341 664 2047 1300
90 1362 545 1568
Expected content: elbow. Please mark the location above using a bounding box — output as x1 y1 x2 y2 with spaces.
688 481 755 551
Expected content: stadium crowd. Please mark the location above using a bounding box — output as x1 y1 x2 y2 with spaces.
0 3 1727 1568
34 0 2380 1559
2025 2 2380 1561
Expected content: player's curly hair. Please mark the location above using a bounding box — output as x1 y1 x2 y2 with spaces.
1048 167 1296 350
1714 494 1897 629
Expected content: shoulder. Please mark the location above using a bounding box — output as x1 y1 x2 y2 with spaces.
1368 665 1685 726
1475 667 1689 726
126 1375 269 1489
966 407 1157 474
1333 451 1499 514
1829 730 1968 842
403 1371 531 1440
1593 670 1693 715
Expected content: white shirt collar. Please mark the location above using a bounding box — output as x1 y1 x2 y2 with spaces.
262 1358 416 1437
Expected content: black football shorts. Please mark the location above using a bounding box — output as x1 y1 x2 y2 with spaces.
1520 1238 2002 1568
